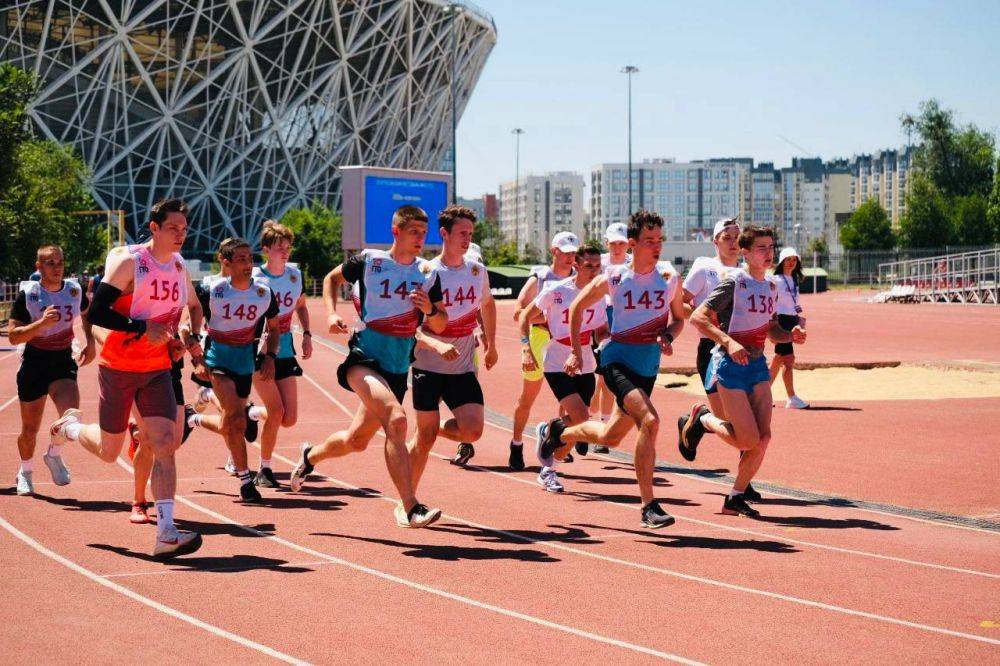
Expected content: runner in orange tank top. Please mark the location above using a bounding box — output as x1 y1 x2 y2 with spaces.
47 198 207 559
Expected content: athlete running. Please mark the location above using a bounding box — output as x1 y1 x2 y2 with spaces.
520 245 607 492
536 211 685 528
10 245 95 495
290 205 447 528
249 220 312 488
678 225 807 518
48 198 205 558
508 231 578 470
408 205 497 485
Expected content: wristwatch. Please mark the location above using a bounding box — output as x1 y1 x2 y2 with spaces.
663 332 674 345
302 330 312 337
520 336 530 345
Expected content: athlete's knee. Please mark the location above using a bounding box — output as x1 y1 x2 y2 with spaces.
345 431 371 452
385 410 408 444
280 408 297 428
225 412 247 441
756 432 771 451
268 402 286 427
457 419 483 442
417 421 439 444
97 445 121 463
735 430 761 451
638 412 659 438
18 424 40 439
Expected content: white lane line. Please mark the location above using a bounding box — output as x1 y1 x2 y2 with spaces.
0 395 18 413
114 457 701 664
309 331 1000 537
0 515 310 665
300 342 1000 577
294 372 1000 646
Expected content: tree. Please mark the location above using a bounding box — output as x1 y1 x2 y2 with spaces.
280 201 342 280
898 175 954 248
909 99 996 199
485 239 520 266
839 199 895 250
988 158 1000 243
952 194 992 247
806 235 829 261
0 64 100 279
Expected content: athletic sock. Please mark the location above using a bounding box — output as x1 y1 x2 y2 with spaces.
237 470 252 485
19 460 33 473
154 500 176 537
64 423 83 442
199 387 215 403
260 458 271 469
699 412 713 428
247 406 266 421
510 440 523 447
187 413 203 428
728 489 743 499
46 444 63 457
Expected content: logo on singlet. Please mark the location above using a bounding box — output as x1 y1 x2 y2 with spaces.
739 279 747 289
471 265 480 276
611 275 622 286
174 261 183 272
28 291 38 302
137 260 149 275
256 286 266 297
290 274 297 283
554 293 563 304
70 287 79 297
371 258 382 273
213 285 225 297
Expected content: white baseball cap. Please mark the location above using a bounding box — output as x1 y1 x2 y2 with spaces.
605 222 628 244
551 231 580 253
713 217 740 239
777 247 800 265
465 242 483 263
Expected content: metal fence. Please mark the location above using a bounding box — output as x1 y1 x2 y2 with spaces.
808 246 997 285
876 246 999 304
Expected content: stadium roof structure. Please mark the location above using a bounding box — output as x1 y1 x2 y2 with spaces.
0 0 496 253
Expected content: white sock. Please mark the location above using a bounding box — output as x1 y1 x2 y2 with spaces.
247 406 266 421
155 500 176 536
46 444 63 457
19 460 33 473
511 440 523 447
260 458 271 469
237 470 252 485
198 387 215 403
64 423 83 442
728 489 743 499
699 412 713 428
600 413 610 423
187 413 202 428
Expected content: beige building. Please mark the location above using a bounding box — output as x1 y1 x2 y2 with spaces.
823 164 853 254
499 171 585 258
850 147 915 228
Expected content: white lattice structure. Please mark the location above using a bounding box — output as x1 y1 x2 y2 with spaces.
0 1 495 254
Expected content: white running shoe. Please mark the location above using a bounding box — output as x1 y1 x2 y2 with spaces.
193 386 214 413
247 405 267 421
537 468 564 493
289 442 313 492
153 529 203 559
223 458 237 476
15 470 33 496
43 452 71 486
394 502 442 528
48 408 81 447
786 395 810 409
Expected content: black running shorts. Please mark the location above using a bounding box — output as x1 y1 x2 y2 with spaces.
337 341 408 405
544 371 596 405
16 349 78 402
411 369 484 412
774 315 800 357
599 362 656 411
209 366 253 399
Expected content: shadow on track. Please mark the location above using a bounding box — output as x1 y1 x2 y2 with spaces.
428 522 604 546
572 522 800 553
313 531 560 563
88 543 315 573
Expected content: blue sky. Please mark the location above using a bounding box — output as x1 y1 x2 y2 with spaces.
454 0 1000 202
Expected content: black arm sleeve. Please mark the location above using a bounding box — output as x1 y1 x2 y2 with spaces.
10 292 30 324
340 254 366 284
426 274 443 302
195 283 212 323
87 283 146 333
79 291 90 312
264 291 280 319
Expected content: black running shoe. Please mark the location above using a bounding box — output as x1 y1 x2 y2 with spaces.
562 452 574 463
743 483 762 503
574 441 588 456
722 494 760 518
254 466 280 489
677 416 696 462
240 481 263 503
451 442 475 466
508 442 525 471
640 500 676 528
244 403 259 443
593 445 610 454
680 403 710 452
181 405 195 444
538 418 566 462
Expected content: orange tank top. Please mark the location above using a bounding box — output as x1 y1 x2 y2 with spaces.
99 245 188 372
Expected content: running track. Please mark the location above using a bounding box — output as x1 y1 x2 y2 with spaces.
1 297 998 663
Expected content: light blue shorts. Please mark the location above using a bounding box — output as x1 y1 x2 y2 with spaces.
704 353 770 394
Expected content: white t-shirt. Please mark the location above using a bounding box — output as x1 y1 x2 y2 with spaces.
533 277 607 373
771 274 803 316
683 256 741 308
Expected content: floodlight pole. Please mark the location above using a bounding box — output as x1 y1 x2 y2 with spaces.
512 127 525 253
621 65 639 216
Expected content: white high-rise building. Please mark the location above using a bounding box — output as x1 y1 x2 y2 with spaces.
499 171 585 258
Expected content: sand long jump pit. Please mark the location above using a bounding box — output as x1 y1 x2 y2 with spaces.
659 362 1000 401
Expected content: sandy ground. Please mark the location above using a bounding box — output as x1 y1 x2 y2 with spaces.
659 364 1000 401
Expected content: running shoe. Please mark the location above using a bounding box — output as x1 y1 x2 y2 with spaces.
129 502 151 524
254 466 280 489
43 452 71 486
48 408 81 447
538 418 565 462
127 421 141 462
181 405 195 444
743 483 762 503
680 403 710 453
224 458 237 476
786 395 810 409
593 445 610 454
243 403 260 443
451 442 475 466
574 441 588 456
15 470 33 496
677 416 696 462
239 480 263 503
537 468 564 493
153 529 203 559
722 494 760 518
561 452 574 464
508 442 525 471
289 443 314 492
640 500 675 528
394 502 442 528
193 386 213 413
